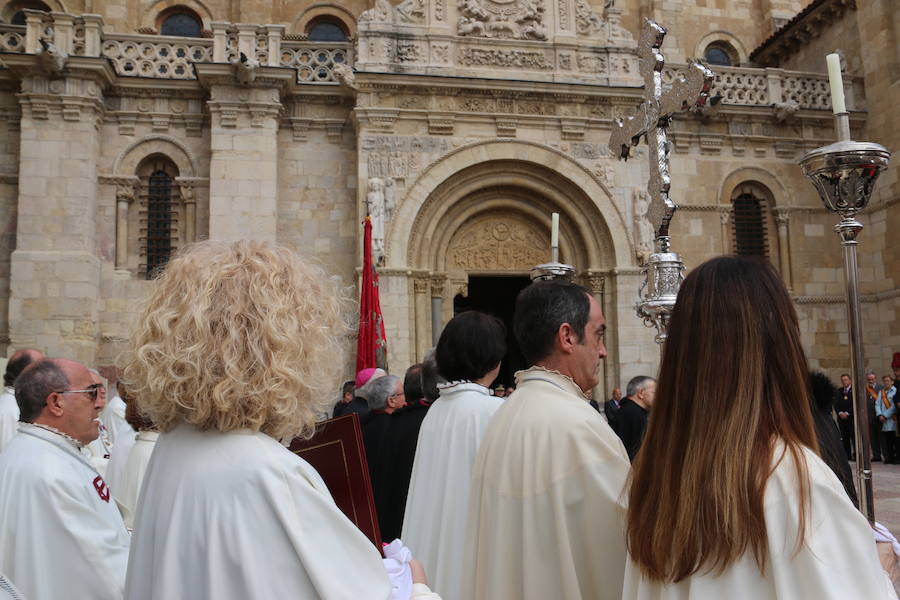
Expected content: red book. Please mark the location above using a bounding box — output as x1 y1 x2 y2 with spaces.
288 413 383 553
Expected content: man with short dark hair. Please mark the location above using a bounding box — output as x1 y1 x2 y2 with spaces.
836 373 854 460
0 358 130 600
612 376 656 461
0 348 43 452
463 280 630 600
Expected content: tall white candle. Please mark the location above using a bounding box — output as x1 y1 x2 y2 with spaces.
826 53 846 114
551 213 559 249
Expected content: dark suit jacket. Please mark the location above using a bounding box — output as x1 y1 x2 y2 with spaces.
612 398 648 462
603 398 621 430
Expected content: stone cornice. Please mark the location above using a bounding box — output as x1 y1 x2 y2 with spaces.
750 0 856 67
794 287 900 304
1 54 117 89
193 62 298 95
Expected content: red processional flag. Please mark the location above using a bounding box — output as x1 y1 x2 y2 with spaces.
356 216 388 372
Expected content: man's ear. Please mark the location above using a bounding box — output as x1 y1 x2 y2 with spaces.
44 393 65 418
556 323 577 355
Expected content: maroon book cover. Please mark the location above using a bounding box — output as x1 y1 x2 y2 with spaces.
288 413 383 553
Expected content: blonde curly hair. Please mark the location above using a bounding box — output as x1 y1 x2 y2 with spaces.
121 240 347 440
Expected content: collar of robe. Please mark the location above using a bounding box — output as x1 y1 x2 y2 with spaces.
436 381 493 396
136 430 160 443
514 366 587 400
27 422 85 449
20 423 107 477
2 386 12 396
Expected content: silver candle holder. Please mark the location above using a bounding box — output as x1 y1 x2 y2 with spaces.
530 247 576 281
636 236 685 344
799 111 891 525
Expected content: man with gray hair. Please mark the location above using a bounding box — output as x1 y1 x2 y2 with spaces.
0 358 130 599
360 374 405 513
612 375 656 461
0 348 43 452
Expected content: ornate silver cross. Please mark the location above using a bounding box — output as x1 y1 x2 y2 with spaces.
608 19 714 239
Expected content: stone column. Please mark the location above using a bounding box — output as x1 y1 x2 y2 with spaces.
197 63 291 242
9 66 107 363
413 275 430 362
114 179 138 276
719 207 732 253
177 179 198 244
430 275 446 347
583 271 608 402
774 208 793 291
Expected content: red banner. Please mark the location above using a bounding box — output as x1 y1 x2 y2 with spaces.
356 216 388 372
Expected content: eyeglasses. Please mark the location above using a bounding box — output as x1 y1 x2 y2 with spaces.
54 385 103 401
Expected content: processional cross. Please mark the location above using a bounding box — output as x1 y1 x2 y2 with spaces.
609 20 713 239
608 19 714 343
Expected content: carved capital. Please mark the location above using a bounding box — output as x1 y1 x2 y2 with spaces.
430 276 446 297
413 277 430 294
774 208 790 226
719 207 732 225
582 272 605 295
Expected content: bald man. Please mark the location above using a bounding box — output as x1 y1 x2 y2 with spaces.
0 358 130 600
0 348 43 452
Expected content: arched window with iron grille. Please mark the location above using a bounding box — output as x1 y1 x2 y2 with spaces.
136 155 180 279
731 187 769 258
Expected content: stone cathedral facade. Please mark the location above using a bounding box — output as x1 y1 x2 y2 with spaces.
0 0 896 396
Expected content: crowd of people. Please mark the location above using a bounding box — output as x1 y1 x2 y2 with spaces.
0 241 897 600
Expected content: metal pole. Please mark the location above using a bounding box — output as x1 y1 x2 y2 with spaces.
838 215 874 523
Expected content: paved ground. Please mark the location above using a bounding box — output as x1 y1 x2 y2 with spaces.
862 461 900 593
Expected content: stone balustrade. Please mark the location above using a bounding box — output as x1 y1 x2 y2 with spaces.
0 24 26 53
101 33 212 79
4 10 859 103
280 40 353 83
664 63 856 111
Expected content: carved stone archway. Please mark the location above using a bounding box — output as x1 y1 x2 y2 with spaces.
382 147 631 397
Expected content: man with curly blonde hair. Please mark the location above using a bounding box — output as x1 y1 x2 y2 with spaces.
122 240 441 600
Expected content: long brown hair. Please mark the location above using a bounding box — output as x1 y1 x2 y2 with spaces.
626 256 819 582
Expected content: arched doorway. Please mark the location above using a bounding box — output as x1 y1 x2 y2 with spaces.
384 144 632 399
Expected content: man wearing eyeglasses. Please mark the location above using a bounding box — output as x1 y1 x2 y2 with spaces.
0 358 130 600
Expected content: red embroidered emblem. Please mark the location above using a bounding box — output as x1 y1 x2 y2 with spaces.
93 476 110 502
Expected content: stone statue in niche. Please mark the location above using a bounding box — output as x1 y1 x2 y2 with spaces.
633 189 655 264
366 177 388 265
384 177 397 222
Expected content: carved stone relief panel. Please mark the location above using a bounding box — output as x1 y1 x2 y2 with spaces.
447 215 550 272
457 0 548 41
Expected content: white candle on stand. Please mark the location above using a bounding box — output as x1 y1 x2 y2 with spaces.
551 213 559 250
826 53 846 114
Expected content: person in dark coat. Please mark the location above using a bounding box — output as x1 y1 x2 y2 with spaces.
834 374 855 461
613 377 656 461
809 371 858 508
603 387 623 428
372 359 442 541
334 368 385 420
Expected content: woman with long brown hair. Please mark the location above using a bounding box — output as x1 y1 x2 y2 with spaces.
623 256 895 599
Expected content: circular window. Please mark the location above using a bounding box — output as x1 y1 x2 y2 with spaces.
704 43 735 67
160 11 202 37
307 18 348 42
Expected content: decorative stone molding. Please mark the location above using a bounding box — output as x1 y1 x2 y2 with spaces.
750 0 857 67
412 276 430 294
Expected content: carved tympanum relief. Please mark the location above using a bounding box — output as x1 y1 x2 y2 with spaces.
447 216 550 271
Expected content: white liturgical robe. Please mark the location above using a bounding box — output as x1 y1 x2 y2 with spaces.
107 428 137 497
102 394 134 446
0 388 17 453
622 444 898 600
462 367 631 600
402 382 503 600
125 423 394 600
118 430 159 529
0 424 131 600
